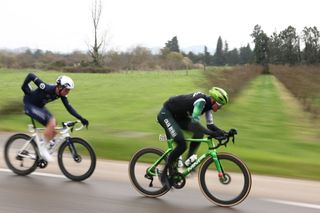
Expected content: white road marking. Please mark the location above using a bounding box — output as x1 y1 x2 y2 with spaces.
0 168 65 179
2 168 320 210
266 199 320 210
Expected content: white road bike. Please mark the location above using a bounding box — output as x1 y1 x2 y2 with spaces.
4 118 96 181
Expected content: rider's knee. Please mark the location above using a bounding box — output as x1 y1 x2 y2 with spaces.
175 136 187 151
44 118 56 139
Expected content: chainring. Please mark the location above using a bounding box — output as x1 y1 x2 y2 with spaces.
171 172 186 189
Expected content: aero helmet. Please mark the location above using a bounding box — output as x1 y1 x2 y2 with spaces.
56 75 74 89
209 87 229 105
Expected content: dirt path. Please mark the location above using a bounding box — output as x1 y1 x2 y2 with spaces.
273 76 320 142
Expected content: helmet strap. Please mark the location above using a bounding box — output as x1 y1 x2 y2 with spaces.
56 85 64 96
212 103 219 112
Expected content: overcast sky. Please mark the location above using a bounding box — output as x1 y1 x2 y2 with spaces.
0 0 319 53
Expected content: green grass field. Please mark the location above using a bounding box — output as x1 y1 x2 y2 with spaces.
0 69 319 180
221 75 320 180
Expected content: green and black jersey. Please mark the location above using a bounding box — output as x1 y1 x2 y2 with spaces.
163 92 214 124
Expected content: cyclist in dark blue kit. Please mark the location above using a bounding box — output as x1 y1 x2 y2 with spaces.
21 73 89 161
157 87 229 188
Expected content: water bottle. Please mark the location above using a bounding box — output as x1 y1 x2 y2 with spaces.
177 156 184 168
184 154 197 167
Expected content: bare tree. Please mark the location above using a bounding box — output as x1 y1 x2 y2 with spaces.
88 0 105 66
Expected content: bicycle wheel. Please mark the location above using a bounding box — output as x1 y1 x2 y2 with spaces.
4 133 39 176
57 137 96 181
199 152 252 207
129 147 170 197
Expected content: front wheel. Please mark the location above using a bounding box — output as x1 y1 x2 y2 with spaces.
4 133 39 176
198 152 252 207
57 137 96 181
128 147 170 197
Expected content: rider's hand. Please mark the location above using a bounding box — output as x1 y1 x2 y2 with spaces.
228 128 237 136
215 130 227 137
80 118 89 127
209 129 227 139
207 124 227 136
207 124 219 131
207 124 226 134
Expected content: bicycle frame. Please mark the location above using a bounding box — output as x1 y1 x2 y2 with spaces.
147 137 225 180
18 121 83 160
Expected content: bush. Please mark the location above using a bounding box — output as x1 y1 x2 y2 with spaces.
0 101 23 117
62 66 115 73
204 65 263 99
270 65 320 117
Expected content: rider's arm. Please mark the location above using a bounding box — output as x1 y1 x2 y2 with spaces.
205 110 214 125
188 98 213 135
205 110 226 134
61 96 83 120
191 98 205 122
190 100 225 137
21 73 46 95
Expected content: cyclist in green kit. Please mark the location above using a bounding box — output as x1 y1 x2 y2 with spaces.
157 87 229 188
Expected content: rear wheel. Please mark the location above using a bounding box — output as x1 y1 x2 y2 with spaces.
198 152 252 207
128 147 170 197
4 134 38 176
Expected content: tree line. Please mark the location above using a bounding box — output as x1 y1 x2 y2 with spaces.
0 25 319 72
251 25 320 65
0 36 253 71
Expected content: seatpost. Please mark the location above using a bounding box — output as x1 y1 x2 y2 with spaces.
30 117 36 128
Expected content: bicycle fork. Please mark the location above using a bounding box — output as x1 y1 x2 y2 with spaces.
65 137 81 162
210 152 228 183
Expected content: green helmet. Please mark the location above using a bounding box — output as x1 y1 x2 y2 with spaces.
209 87 229 105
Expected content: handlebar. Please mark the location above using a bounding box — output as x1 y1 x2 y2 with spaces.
208 128 237 149
62 120 85 132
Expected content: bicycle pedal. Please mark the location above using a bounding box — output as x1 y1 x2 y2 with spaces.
38 159 48 169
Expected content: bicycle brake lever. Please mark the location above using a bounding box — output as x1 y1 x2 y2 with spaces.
225 137 230 146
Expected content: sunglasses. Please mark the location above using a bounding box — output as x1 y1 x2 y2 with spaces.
216 102 223 109
212 101 223 112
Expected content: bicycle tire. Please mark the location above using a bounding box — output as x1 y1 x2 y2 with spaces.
4 133 39 176
198 152 252 207
57 137 96 181
128 147 170 197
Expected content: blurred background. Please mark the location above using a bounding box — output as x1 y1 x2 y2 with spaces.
1 65 319 181
0 0 320 182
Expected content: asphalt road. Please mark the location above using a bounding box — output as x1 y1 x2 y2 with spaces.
1 170 319 213
0 132 319 213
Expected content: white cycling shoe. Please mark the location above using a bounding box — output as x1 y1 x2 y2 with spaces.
39 141 53 162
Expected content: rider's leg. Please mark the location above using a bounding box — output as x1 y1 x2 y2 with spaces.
186 131 204 159
39 118 56 162
44 117 57 141
161 136 186 188
24 104 54 161
166 135 187 174
157 108 186 187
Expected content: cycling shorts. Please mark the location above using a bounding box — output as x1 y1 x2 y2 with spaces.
24 102 52 126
